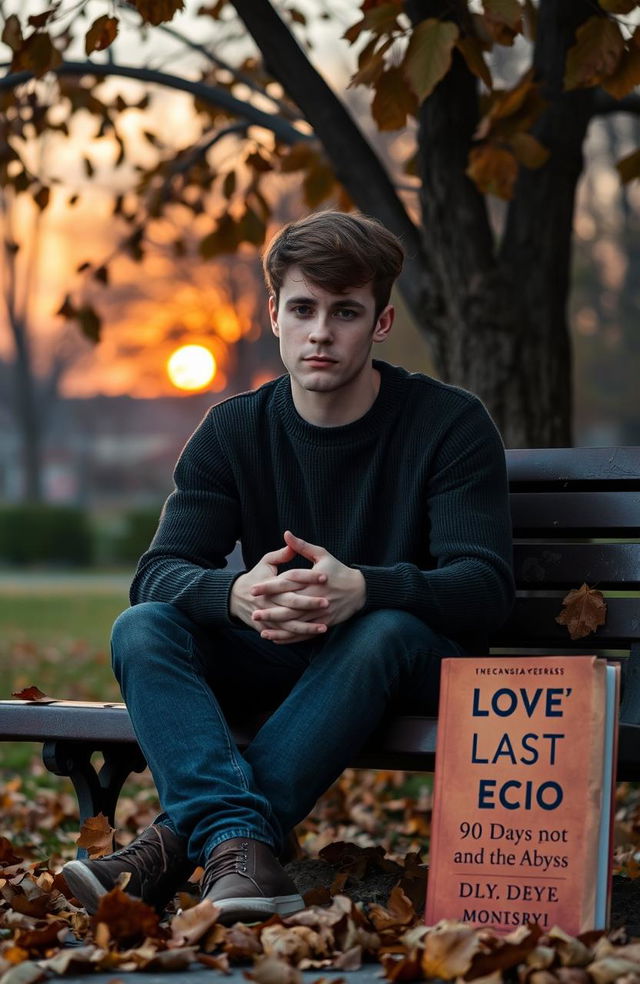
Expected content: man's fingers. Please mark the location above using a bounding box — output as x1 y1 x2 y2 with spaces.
261 543 296 567
283 530 324 563
260 620 327 642
255 593 328 613
251 570 327 596
253 602 326 623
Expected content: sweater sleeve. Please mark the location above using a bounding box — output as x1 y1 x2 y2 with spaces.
353 398 515 636
129 410 242 625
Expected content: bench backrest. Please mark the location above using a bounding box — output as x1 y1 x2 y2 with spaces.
497 447 640 656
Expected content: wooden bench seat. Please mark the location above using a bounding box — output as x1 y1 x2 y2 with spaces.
1 446 639 848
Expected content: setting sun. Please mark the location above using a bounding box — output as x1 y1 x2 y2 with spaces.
167 345 217 391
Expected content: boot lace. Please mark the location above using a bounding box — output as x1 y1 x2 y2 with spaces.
202 840 249 894
106 827 172 876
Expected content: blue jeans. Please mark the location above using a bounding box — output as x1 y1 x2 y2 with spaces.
111 602 468 865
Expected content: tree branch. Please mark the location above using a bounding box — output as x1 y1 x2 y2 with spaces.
228 0 432 321
0 60 311 146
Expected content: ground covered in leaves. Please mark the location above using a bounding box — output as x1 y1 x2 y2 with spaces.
4 767 640 983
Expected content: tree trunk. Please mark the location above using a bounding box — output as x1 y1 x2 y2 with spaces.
408 0 597 447
498 0 597 446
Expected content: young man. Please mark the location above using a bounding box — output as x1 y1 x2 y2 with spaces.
63 211 515 922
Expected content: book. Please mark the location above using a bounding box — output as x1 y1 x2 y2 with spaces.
425 656 620 936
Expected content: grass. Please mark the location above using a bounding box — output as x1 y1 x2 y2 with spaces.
1 578 128 778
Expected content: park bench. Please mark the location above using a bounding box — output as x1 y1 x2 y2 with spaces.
1 446 639 853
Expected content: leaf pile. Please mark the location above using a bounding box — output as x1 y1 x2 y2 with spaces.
4 837 640 984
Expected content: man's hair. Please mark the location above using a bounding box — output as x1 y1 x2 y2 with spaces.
263 211 405 317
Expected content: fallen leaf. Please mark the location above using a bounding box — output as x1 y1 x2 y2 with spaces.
92 887 161 945
77 813 115 859
555 584 607 639
169 899 219 946
421 920 482 979
368 886 417 932
10 687 51 702
245 954 303 984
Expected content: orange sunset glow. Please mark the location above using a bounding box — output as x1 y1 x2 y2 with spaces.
167 344 217 391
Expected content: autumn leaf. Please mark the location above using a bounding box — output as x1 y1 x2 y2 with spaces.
456 36 493 90
302 161 336 209
601 48 640 100
129 0 186 26
555 583 607 640
33 186 50 211
76 304 102 343
11 686 51 702
371 66 418 130
509 132 550 169
10 31 62 78
92 886 160 945
467 923 541 979
421 920 482 979
368 885 416 932
349 36 394 88
1 14 23 51
617 147 640 184
564 17 624 90
343 4 402 45
482 0 524 45
246 955 303 984
169 899 219 946
403 19 459 102
85 15 119 55
77 813 115 859
466 143 518 199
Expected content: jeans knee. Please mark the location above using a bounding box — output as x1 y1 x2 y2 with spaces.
110 602 192 680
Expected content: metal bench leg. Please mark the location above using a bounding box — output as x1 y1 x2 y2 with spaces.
42 741 147 858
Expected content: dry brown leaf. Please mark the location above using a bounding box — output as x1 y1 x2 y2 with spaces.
421 921 483 979
587 957 640 984
555 583 607 639
10 687 51 702
224 921 263 961
92 887 160 945
197 951 231 972
169 899 219 946
556 968 592 984
245 954 303 984
368 885 416 933
549 927 593 966
77 813 115 859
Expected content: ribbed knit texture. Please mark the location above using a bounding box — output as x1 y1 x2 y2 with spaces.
131 361 515 649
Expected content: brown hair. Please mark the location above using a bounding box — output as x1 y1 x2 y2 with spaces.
263 211 404 317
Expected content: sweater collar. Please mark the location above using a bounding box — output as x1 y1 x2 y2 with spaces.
273 360 404 446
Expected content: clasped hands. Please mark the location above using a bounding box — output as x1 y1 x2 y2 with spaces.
229 530 366 644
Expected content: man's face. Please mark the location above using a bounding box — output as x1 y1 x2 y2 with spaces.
269 265 392 399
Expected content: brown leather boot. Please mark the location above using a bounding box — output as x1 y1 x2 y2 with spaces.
201 837 304 924
63 824 191 915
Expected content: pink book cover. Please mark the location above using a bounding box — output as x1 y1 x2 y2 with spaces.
425 656 610 936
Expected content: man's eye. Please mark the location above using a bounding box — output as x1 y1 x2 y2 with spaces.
336 308 357 320
293 305 312 316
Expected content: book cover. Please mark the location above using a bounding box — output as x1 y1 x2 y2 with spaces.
425 656 619 936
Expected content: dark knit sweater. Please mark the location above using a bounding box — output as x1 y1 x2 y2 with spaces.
131 361 515 650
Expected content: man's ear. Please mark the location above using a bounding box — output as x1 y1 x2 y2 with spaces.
268 295 279 337
372 304 394 344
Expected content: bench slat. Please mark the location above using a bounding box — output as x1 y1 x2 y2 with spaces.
506 447 640 485
496 596 640 646
514 542 640 587
510 491 640 534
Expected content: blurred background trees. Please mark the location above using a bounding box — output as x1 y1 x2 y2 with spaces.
1 0 640 518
